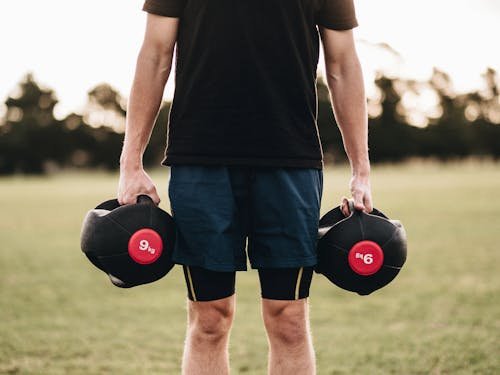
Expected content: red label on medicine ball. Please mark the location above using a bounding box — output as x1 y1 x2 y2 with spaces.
348 240 384 276
128 228 163 265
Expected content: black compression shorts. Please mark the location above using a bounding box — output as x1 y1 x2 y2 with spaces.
182 265 314 302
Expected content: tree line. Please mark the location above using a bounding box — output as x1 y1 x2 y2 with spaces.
0 68 499 175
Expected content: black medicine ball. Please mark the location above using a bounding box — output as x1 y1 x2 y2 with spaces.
80 195 175 288
316 204 407 295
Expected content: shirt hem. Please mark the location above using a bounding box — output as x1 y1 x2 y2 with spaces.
161 155 324 169
316 18 359 31
142 0 182 18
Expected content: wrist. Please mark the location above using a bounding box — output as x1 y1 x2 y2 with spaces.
352 168 370 178
351 160 370 178
119 154 143 171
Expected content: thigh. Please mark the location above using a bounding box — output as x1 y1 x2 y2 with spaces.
182 265 236 302
248 168 323 269
168 165 248 271
258 266 314 300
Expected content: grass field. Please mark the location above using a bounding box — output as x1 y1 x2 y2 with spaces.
0 161 499 374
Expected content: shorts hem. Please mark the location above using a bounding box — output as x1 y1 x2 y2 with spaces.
250 256 317 270
173 258 247 272
188 290 236 302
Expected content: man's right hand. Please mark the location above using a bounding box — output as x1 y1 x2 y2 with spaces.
117 166 161 206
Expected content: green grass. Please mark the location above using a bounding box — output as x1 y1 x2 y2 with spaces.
0 161 499 374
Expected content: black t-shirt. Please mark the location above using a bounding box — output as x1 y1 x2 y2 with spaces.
142 0 358 169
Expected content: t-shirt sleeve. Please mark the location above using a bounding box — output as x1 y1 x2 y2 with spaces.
316 0 358 30
142 0 186 18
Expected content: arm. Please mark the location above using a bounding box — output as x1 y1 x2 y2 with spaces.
319 26 373 213
118 14 180 205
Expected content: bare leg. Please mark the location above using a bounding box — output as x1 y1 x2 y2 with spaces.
262 298 316 375
182 295 235 375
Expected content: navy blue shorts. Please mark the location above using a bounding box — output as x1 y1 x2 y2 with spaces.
168 165 323 272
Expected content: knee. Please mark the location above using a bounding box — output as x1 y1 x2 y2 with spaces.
188 297 235 345
263 300 309 347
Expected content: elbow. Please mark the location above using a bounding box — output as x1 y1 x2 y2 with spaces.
157 58 173 81
324 53 361 86
137 45 174 82
325 61 345 87
325 67 341 84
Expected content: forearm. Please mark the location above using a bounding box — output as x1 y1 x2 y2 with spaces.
325 53 369 176
120 47 172 169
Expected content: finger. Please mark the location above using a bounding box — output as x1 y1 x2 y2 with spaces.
145 185 161 206
340 196 350 216
352 190 365 211
364 193 373 213
123 195 136 205
150 192 161 206
117 187 125 205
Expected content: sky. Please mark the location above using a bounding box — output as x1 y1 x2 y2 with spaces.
0 0 498 119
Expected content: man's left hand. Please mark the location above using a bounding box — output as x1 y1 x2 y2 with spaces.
340 174 373 216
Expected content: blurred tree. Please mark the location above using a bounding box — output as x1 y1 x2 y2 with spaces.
0 73 65 173
368 74 420 161
62 112 124 171
0 76 129 174
1 67 499 176
481 67 500 123
424 68 471 158
463 68 500 157
84 83 126 133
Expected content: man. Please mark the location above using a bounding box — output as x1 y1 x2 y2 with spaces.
118 0 372 373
